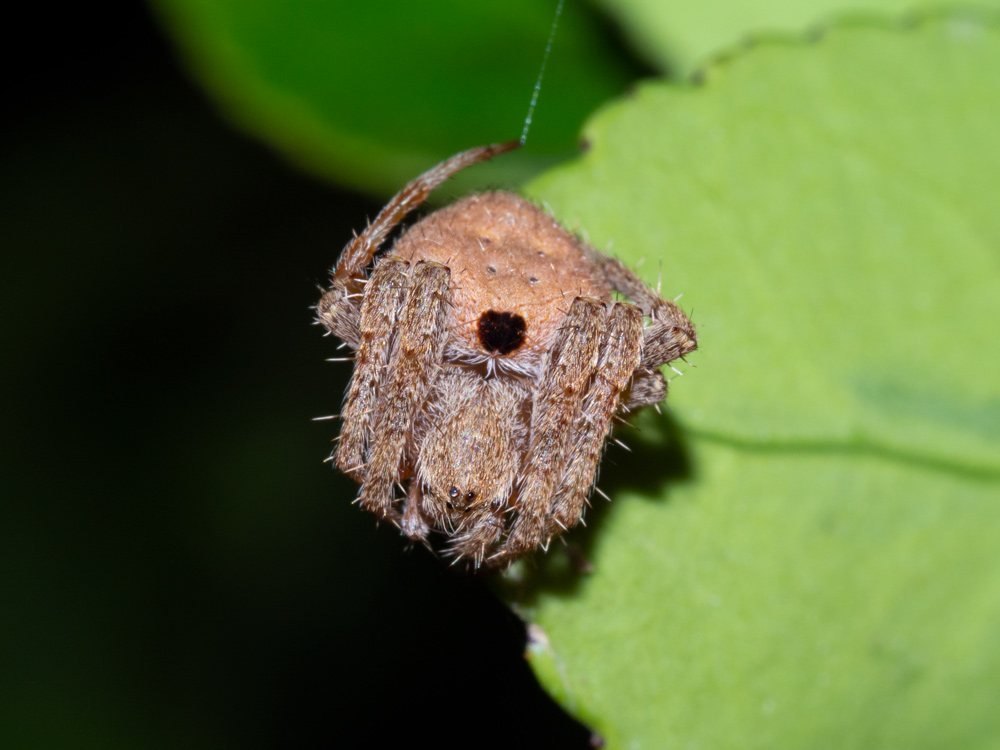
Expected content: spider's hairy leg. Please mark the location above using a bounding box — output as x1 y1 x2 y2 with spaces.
502 298 605 558
335 257 408 478
548 303 643 536
451 507 506 569
402 481 430 543
333 142 521 283
581 245 697 370
358 261 451 518
623 369 668 411
640 297 697 371
316 283 363 347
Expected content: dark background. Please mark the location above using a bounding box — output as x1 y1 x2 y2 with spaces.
1 3 594 747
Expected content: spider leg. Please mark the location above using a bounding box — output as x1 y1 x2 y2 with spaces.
333 142 520 283
358 261 451 519
335 257 408 478
582 245 697 370
402 481 431 543
449 506 507 569
623 368 668 411
548 303 644 536
502 297 606 557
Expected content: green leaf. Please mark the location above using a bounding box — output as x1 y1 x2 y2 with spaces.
508 15 1000 747
596 0 1000 76
531 14 1000 473
150 0 642 196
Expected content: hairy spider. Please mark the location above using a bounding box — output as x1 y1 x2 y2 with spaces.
317 142 696 568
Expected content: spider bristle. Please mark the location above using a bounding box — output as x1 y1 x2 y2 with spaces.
420 537 439 555
312 415 341 421
594 486 611 502
613 438 632 452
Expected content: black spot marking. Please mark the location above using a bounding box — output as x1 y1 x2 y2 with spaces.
477 310 527 355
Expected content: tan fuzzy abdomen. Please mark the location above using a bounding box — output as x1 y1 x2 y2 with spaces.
392 192 612 365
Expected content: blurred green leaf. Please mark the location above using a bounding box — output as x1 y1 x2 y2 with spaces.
150 0 643 196
509 14 1000 747
597 0 1000 76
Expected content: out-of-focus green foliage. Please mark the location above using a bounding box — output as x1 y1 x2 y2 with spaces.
150 0 643 196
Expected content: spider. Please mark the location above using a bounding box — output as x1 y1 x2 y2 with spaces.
317 141 696 568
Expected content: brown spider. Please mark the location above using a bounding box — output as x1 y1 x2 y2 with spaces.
317 141 696 568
